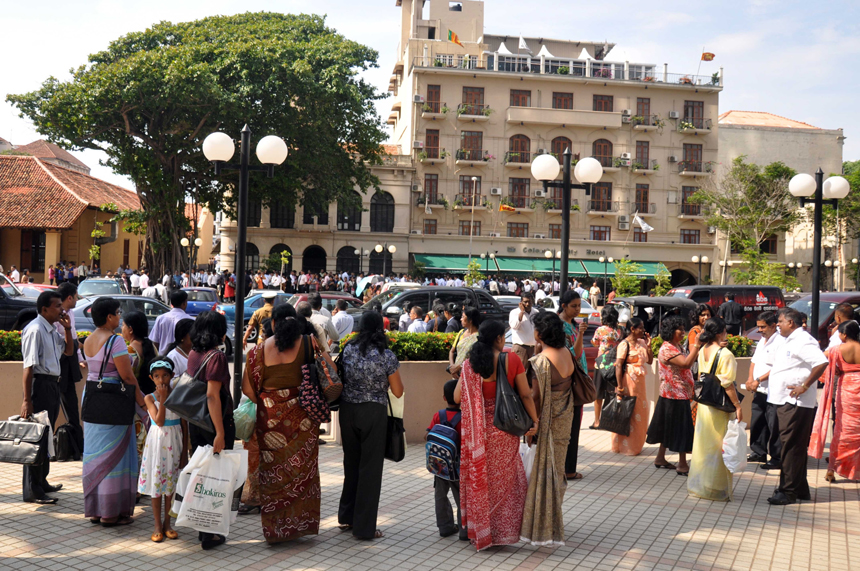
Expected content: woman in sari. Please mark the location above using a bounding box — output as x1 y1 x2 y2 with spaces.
611 317 653 456
122 310 156 464
454 320 538 551
810 320 860 482
590 306 623 428
688 317 742 502
522 313 575 546
557 290 588 480
242 314 325 543
82 298 146 526
447 307 482 378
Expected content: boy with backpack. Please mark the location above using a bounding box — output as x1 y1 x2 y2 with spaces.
425 380 466 539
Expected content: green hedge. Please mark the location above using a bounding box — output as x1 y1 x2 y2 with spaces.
339 331 456 361
651 334 754 358
0 330 92 361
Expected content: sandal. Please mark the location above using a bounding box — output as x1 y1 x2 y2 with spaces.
676 470 689 477
825 470 836 483
374 529 384 539
565 472 584 480
164 529 179 540
101 516 134 527
654 462 676 470
237 504 261 515
338 524 353 531
151 532 164 543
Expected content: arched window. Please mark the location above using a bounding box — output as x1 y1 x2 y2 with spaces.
507 135 530 163
336 246 360 275
592 139 613 168
302 245 327 274
369 250 393 275
551 136 572 159
269 244 292 275
245 243 260 271
337 191 362 231
370 192 395 233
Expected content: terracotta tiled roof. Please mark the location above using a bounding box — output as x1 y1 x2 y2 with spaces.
718 111 821 130
0 156 140 230
381 144 401 155
14 140 91 170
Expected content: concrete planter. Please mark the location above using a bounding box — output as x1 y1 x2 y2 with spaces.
0 360 81 423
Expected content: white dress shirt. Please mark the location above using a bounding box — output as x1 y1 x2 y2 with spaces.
408 320 429 333
130 273 140 289
331 310 355 340
768 327 828 408
508 306 539 346
751 332 785 394
535 289 547 301
23 315 65 377
138 274 150 289
311 311 339 344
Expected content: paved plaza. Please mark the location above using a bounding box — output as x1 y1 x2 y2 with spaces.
1 406 858 571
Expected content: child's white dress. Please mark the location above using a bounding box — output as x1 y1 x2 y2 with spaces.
137 397 183 498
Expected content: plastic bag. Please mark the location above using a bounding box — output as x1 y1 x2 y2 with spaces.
32 410 54 458
722 420 748 474
173 446 248 536
233 396 256 442
519 442 536 484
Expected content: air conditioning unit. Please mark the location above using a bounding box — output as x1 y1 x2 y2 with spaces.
668 155 679 163
533 233 547 239
413 94 425 103
622 115 632 124
622 109 632 115
618 222 630 230
619 159 632 167
536 148 547 155
619 215 630 223
707 226 716 234
534 189 547 198
413 141 424 149
489 232 501 238
411 184 421 192
620 152 632 160
411 230 423 235
667 190 678 204
668 110 680 119
490 187 502 196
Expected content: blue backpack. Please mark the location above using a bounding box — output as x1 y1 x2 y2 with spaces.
426 409 461 481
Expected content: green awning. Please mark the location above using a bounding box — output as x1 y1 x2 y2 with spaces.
413 254 476 272
580 260 667 278
493 257 588 277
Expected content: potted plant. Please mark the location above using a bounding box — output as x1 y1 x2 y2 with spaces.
632 161 645 171
571 203 581 212
483 152 495 162
482 198 492 208
417 150 428 161
482 106 493 117
434 59 444 67
631 115 645 126
643 76 655 82
505 151 519 164
679 120 695 131
613 157 625 168
500 197 515 208
457 105 468 116
439 149 450 159
653 117 666 129
595 68 612 78
651 162 660 171
542 200 558 211
557 66 569 75
416 196 426 206
422 103 432 112
679 75 693 85
438 196 450 210
453 196 465 208
440 105 450 114
711 72 720 86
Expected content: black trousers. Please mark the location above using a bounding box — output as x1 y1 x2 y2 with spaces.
776 404 815 501
564 404 583 474
338 401 387 539
434 477 466 538
726 323 742 336
58 354 84 452
23 376 61 501
749 393 781 462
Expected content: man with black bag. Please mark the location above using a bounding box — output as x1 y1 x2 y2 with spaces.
20 291 75 504
54 282 85 455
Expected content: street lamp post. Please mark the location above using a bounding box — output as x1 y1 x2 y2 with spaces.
374 243 397 275
202 126 288 403
544 249 561 287
853 258 859 291
692 255 710 284
787 262 803 281
353 248 371 275
598 256 614 300
825 260 840 291
531 150 604 296
179 236 204 279
718 259 733 285
479 251 496 273
789 169 850 340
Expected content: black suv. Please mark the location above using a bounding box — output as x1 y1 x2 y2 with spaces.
0 274 38 330
354 287 509 329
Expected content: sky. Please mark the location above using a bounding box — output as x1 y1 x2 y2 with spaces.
2 0 859 190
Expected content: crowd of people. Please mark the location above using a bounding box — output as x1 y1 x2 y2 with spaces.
15 273 857 554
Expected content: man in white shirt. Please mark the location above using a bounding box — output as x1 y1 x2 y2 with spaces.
765 307 828 505
77 263 88 282
535 287 547 302
508 293 539 373
746 311 784 467
331 299 355 342
298 271 310 293
826 303 855 352
446 276 454 287
306 294 338 345
138 271 150 290
9 265 20 283
523 280 532 293
507 279 517 294
489 278 500 295
407 306 428 333
130 272 141 295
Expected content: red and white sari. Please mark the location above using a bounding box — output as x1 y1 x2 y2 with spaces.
459 359 527 551
810 350 860 480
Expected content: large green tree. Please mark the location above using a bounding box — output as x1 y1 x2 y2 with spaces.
7 12 387 273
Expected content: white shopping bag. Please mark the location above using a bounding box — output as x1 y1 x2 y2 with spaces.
174 447 239 536
519 442 536 484
171 445 211 517
32 411 55 459
722 420 748 474
220 448 248 525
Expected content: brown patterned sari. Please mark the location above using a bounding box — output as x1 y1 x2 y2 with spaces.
247 341 320 543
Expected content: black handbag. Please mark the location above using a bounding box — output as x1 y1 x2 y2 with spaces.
0 417 48 465
492 352 533 437
694 348 744 413
164 350 222 431
597 340 628 400
598 395 637 436
384 394 406 462
53 400 82 462
81 335 136 426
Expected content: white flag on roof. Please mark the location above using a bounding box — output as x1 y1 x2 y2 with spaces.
634 214 654 232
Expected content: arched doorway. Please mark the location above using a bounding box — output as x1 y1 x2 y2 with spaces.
671 269 697 287
336 246 360 275
269 244 292 275
302 245 327 274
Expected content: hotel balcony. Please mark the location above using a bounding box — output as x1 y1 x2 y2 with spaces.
678 161 714 177
506 106 621 130
631 203 658 217
421 101 449 120
455 149 491 167
587 200 624 216
503 151 532 170
677 203 710 219
457 103 491 122
677 117 713 135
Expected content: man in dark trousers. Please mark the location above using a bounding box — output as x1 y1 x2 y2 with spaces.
55 282 85 454
718 292 744 336
745 311 784 469
20 291 75 504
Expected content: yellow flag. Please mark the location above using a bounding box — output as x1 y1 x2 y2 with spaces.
499 203 516 213
448 30 464 48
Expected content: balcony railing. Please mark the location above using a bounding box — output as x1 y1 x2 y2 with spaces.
588 200 621 213
631 114 660 127
458 103 490 117
594 155 614 168
633 202 657 214
504 151 532 164
509 194 530 208
678 203 706 217
678 161 714 174
456 149 487 162
679 117 713 130
455 193 484 207
422 147 440 159
422 101 447 114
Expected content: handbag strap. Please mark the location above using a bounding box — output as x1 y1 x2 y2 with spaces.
98 335 117 381
707 347 723 376
302 335 312 365
191 350 220 383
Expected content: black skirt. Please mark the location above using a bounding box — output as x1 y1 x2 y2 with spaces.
646 396 694 453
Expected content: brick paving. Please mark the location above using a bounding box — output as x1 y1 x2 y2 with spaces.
1 406 858 571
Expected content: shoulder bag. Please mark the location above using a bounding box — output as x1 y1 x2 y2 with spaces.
164 350 221 431
384 392 406 462
694 348 743 413
598 395 637 436
0 417 48 465
81 335 136 426
298 336 332 424
311 335 342 403
492 352 533 437
571 355 597 406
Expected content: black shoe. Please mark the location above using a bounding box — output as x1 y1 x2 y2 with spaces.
24 497 58 505
767 492 795 505
201 534 226 550
43 483 63 493
760 461 781 470
439 527 458 538
748 454 768 463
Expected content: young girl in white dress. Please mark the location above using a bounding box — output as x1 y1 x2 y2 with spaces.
138 357 187 542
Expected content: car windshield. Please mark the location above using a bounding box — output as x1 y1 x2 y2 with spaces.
0 275 23 297
362 290 402 309
790 299 840 328
669 290 690 298
186 290 216 302
78 280 120 296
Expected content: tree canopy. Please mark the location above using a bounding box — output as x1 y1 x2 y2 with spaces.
7 12 388 273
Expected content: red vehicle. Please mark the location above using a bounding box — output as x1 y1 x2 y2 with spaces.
667 285 785 333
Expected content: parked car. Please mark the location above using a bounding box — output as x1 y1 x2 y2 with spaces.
355 287 509 330
217 291 292 343
182 287 220 316
287 292 364 314
745 292 860 348
75 295 233 358
494 295 522 314
0 274 38 330
535 296 602 325
667 285 785 333
78 277 127 297
2 282 56 299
